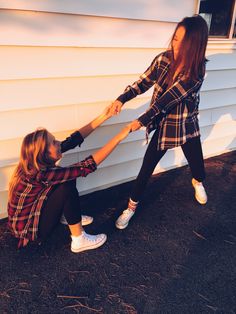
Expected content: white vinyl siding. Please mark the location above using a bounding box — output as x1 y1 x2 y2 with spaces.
0 0 196 22
0 9 176 48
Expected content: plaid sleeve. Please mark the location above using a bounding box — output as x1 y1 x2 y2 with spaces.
38 155 97 185
116 54 161 104
138 77 203 126
61 131 84 153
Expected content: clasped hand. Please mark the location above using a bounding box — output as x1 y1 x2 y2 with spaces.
103 100 142 133
119 120 141 142
129 120 142 132
102 100 122 119
108 100 123 115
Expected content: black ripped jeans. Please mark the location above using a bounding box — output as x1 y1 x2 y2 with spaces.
131 130 205 202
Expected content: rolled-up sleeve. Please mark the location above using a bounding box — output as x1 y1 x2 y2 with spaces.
38 156 97 185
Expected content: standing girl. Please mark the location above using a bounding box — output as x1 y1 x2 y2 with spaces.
109 15 209 229
8 108 131 252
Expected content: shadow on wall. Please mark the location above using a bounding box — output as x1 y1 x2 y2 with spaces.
0 8 176 48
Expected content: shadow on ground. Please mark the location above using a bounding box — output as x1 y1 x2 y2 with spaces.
0 151 236 314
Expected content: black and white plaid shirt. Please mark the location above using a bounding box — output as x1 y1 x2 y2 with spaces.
117 50 204 150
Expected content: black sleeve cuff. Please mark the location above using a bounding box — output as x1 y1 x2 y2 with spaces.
116 87 137 104
116 95 126 104
138 114 150 127
61 131 84 153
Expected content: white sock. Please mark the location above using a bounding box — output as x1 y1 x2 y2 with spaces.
71 232 84 242
128 198 139 212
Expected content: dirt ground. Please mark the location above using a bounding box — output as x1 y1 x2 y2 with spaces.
0 150 236 314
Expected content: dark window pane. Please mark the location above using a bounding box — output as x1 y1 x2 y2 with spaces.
199 0 235 37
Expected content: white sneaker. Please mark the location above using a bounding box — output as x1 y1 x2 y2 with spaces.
71 231 107 253
60 214 93 226
192 179 208 204
115 209 135 230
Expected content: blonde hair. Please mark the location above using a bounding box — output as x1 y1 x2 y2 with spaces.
9 128 53 200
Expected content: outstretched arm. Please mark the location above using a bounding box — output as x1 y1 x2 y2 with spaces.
92 124 131 165
109 54 162 115
39 124 131 184
78 106 112 139
61 106 112 153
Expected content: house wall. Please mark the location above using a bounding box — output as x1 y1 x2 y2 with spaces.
0 1 235 218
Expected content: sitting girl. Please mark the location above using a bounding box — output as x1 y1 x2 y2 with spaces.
8 107 131 253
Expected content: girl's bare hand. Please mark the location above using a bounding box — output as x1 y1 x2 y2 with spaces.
109 100 123 116
130 120 142 132
118 123 132 141
103 105 113 119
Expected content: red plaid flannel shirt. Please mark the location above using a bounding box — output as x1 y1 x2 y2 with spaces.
8 131 97 248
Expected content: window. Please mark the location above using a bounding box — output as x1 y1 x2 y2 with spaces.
199 0 236 38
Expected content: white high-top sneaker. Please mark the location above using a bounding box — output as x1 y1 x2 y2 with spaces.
71 231 107 253
192 179 208 204
115 209 135 229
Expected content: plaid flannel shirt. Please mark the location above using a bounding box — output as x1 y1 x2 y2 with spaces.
8 131 97 248
117 50 204 150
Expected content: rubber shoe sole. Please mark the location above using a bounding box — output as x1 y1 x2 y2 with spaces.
115 221 129 230
194 193 207 205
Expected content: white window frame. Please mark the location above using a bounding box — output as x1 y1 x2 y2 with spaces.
196 0 236 40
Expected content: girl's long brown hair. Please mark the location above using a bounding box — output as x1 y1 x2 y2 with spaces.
8 128 53 200
166 15 209 87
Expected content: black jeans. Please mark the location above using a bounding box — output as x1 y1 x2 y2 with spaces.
131 130 205 202
38 180 81 241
